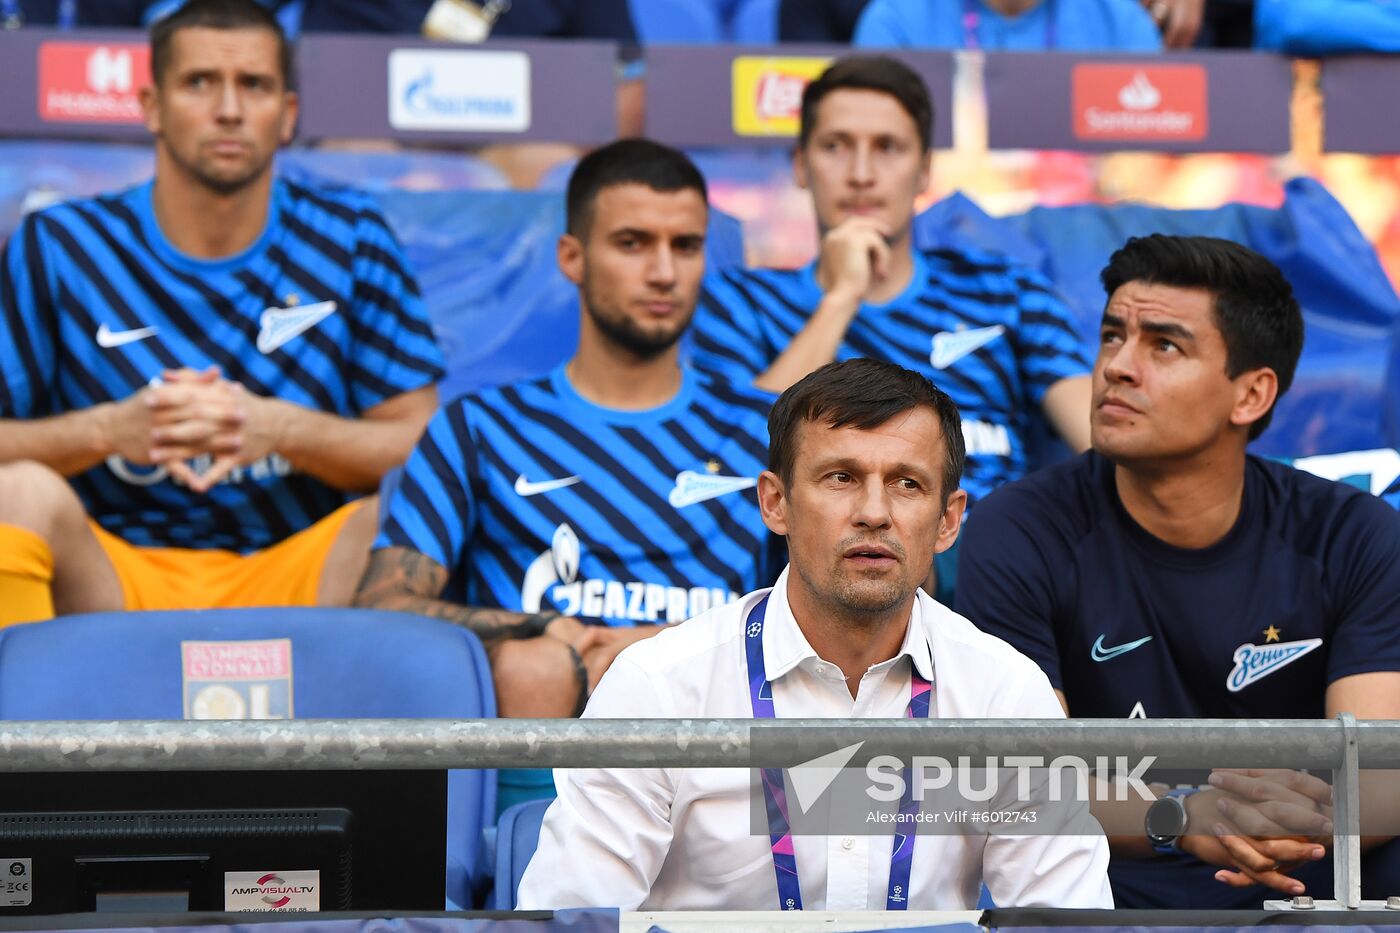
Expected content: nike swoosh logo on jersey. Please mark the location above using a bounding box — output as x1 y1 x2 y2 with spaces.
256 300 338 354
515 474 581 497
95 323 159 348
1226 637 1323 692
930 324 1006 370
668 470 757 508
1090 634 1153 662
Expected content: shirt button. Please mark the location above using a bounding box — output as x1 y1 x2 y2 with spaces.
841 837 855 850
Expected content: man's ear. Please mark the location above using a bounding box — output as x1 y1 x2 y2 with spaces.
916 148 932 198
1229 367 1279 434
557 233 584 286
140 83 162 136
792 146 810 191
757 470 789 536
279 90 300 145
934 487 967 555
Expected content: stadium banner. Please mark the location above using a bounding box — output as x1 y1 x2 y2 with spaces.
3 29 153 140
1320 57 1400 154
985 51 1292 153
0 29 617 145
298 36 617 144
644 45 955 149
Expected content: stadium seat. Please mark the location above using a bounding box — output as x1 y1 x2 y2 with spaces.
0 608 496 909
629 0 726 44
487 797 553 909
728 0 780 43
915 177 1400 460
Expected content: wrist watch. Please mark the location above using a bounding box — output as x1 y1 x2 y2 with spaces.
1145 787 1198 853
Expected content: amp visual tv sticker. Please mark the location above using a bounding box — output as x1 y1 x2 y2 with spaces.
1071 64 1207 142
182 639 292 720
225 870 320 912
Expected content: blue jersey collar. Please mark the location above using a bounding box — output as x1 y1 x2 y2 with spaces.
130 177 284 276
549 362 697 426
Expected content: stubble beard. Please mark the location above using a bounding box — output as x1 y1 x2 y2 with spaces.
581 277 692 360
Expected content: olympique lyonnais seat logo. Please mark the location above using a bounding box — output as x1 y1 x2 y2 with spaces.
1071 64 1208 142
38 42 151 124
731 56 831 137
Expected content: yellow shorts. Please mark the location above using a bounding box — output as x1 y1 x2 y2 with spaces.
90 500 365 611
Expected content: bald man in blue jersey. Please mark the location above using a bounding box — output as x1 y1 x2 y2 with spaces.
357 139 782 723
0 0 441 625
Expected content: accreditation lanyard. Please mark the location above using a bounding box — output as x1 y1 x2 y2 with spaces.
745 594 932 911
961 0 1056 50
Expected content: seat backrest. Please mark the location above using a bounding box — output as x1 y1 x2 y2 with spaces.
490 797 552 910
0 607 496 908
629 0 726 44
727 0 779 42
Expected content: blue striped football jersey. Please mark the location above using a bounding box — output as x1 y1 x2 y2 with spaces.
693 248 1092 507
375 365 783 626
0 178 443 552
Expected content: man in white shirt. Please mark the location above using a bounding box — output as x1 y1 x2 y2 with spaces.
517 358 1112 911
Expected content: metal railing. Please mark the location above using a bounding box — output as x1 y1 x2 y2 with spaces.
1 715 1393 910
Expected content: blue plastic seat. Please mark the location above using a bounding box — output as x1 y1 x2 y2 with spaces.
487 797 553 910
727 0 779 42
0 607 496 908
629 0 726 44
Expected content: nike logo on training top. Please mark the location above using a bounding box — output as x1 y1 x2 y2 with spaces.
95 323 158 347
930 324 1006 370
668 470 757 508
1091 634 1153 662
515 474 582 497
1227 638 1323 692
256 300 338 354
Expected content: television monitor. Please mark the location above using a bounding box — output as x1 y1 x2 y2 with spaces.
0 769 446 915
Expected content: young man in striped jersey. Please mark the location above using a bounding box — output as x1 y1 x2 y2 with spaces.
357 139 782 721
694 55 1092 523
0 0 442 625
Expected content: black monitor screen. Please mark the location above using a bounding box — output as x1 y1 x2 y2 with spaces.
0 770 446 915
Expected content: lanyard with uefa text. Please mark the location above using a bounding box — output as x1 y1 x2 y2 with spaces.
961 0 1057 50
744 594 932 911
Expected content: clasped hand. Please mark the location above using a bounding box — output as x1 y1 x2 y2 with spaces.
1177 769 1334 896
110 367 284 493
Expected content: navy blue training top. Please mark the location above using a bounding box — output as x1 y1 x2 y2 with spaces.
956 450 1400 720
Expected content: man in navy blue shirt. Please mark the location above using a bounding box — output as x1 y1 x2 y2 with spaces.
957 234 1400 907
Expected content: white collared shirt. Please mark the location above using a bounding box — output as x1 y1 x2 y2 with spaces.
517 566 1113 911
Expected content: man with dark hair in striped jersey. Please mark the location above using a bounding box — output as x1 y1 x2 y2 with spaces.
357 138 783 729
694 55 1092 597
0 0 442 625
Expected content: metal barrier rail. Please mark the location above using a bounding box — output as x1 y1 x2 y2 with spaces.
0 717 1396 771
0 715 1389 910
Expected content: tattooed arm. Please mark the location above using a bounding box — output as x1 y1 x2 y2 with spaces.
353 545 585 647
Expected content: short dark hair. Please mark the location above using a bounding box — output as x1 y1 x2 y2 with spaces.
1100 234 1304 441
150 0 294 90
799 55 933 151
565 138 708 238
768 359 965 501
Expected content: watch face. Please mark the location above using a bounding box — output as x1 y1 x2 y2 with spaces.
1146 795 1187 840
